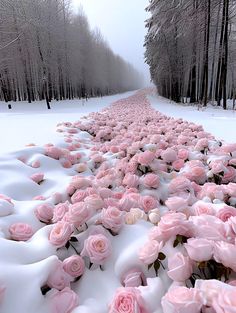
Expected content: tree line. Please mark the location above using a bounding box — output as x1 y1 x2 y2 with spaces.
0 0 143 106
145 0 236 109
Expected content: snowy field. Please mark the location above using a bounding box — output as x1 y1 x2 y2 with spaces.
0 90 236 313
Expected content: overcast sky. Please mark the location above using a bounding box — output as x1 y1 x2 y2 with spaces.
72 0 151 85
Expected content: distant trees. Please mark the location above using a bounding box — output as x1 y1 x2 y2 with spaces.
0 0 142 104
145 0 236 109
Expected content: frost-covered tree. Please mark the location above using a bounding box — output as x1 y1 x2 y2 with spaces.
145 0 235 109
0 0 143 104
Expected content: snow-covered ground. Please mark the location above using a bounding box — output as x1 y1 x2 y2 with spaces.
0 91 135 155
149 94 236 143
0 90 236 313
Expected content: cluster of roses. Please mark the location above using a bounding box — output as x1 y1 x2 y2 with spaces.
2 89 236 313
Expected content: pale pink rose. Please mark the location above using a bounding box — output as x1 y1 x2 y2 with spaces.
190 215 226 241
61 158 72 168
49 221 73 247
64 202 93 227
70 176 91 190
184 238 213 262
84 194 104 211
123 173 140 188
195 138 209 151
172 159 185 171
62 255 85 278
98 187 113 199
216 206 236 222
52 202 69 223
139 196 158 213
139 240 163 265
149 213 190 242
222 166 236 183
47 287 79 313
75 163 87 173
129 208 147 221
81 234 112 265
31 160 40 168
109 287 148 313
167 252 193 282
192 201 214 216
45 147 65 159
9 223 34 241
100 206 125 233
212 289 236 313
184 166 207 185
161 287 203 313
0 285 5 304
178 149 189 161
142 173 160 188
30 172 44 184
210 160 226 175
71 190 87 204
34 203 54 223
169 177 191 195
138 151 155 166
148 208 161 224
227 183 236 197
47 260 72 290
213 241 236 271
161 148 177 163
227 216 236 234
165 197 188 212
121 268 146 287
119 196 138 211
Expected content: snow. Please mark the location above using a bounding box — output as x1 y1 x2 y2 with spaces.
149 94 236 143
0 90 236 313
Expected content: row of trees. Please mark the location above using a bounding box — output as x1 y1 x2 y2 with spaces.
145 0 236 109
0 0 142 106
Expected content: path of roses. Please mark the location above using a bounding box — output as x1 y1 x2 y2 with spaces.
0 89 236 313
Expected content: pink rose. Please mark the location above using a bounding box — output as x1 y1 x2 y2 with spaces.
109 287 148 313
71 190 87 204
35 203 54 223
216 206 236 222
139 196 158 213
9 223 34 241
195 279 227 306
142 174 160 189
167 252 193 282
161 148 177 163
123 173 140 188
49 221 73 247
184 238 213 262
121 268 146 287
178 149 189 161
62 255 85 278
119 196 138 212
52 202 69 223
100 206 125 233
47 287 79 313
47 260 72 290
81 234 112 265
165 197 188 212
212 289 236 313
161 287 203 313
138 151 155 166
213 241 236 271
30 172 44 184
139 239 163 265
84 194 104 211
192 201 214 216
172 159 185 171
64 202 93 227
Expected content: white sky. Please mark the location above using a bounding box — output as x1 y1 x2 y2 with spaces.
72 0 151 86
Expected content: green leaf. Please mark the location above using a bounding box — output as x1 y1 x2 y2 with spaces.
154 260 160 276
148 263 153 270
158 252 166 260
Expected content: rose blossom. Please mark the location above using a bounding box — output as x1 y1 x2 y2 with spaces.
47 287 79 313
161 148 177 163
216 205 236 222
184 238 213 262
192 201 214 216
195 280 229 306
47 260 72 290
100 206 125 233
84 194 104 211
71 190 87 204
30 172 44 184
172 159 185 171
139 196 158 213
62 255 85 278
121 268 146 287
148 208 161 224
109 287 148 313
167 252 193 282
139 239 163 265
212 289 236 313
123 173 140 188
161 287 203 313
34 203 54 223
9 223 34 241
213 241 236 271
64 202 93 227
138 150 155 166
142 174 160 189
49 221 73 247
52 202 70 223
178 149 189 161
165 197 188 212
81 234 112 265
